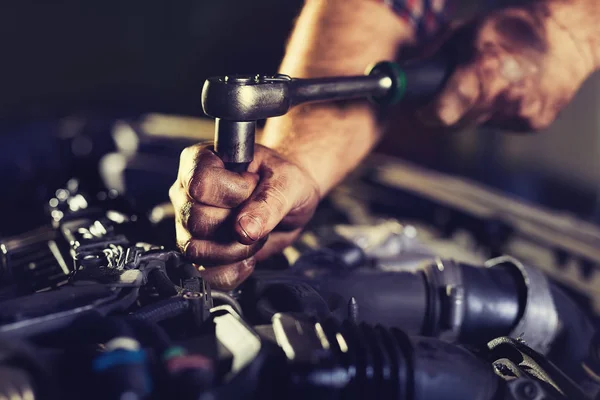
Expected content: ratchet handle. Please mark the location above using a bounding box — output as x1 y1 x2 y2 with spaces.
367 55 452 106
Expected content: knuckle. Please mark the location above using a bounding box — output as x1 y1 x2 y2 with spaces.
168 183 178 203
186 206 204 234
175 224 192 254
179 143 206 165
203 264 244 291
188 173 212 203
188 206 223 237
176 234 190 254
262 183 289 215
179 145 194 165
187 240 209 261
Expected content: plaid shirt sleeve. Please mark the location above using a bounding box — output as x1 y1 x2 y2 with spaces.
381 0 458 40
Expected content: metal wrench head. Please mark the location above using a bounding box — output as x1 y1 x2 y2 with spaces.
201 74 293 121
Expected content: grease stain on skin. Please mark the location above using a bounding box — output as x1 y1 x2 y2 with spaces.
493 14 548 54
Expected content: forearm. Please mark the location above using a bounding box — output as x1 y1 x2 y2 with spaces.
259 0 414 196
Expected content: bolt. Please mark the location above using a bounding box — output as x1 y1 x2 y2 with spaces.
183 291 201 299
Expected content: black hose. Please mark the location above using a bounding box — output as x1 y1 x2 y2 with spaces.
284 318 502 400
148 269 179 297
130 297 189 323
212 290 243 316
310 270 428 335
458 265 521 345
254 282 330 322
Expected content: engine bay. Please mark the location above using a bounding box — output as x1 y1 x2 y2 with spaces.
1 115 599 400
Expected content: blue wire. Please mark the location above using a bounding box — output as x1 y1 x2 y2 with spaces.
92 349 146 372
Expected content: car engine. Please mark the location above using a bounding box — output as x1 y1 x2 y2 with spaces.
0 115 599 400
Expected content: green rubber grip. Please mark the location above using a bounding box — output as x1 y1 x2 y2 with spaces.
367 57 450 106
366 61 407 106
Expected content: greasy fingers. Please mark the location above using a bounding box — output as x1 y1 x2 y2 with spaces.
169 182 231 238
234 155 320 246
171 144 263 290
178 144 258 208
197 258 256 292
434 65 481 126
172 177 264 266
171 144 320 290
185 238 266 266
426 4 596 132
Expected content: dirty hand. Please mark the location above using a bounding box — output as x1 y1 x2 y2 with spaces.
427 1 599 131
169 144 320 290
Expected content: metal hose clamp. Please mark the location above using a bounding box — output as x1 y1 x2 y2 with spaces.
485 256 559 355
423 258 465 341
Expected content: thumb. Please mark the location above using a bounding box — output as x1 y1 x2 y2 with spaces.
234 171 300 245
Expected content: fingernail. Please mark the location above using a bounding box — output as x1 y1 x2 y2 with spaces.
238 215 263 242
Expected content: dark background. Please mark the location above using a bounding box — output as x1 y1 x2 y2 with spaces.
1 0 599 235
0 0 304 118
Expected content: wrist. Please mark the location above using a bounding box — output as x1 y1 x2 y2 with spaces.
259 102 381 198
256 132 324 199
258 115 330 197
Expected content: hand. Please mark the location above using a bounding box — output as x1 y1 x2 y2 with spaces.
426 2 599 131
169 144 320 290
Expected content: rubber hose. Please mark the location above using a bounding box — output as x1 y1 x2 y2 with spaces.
212 290 243 316
130 297 189 323
255 282 330 323
148 269 179 297
458 265 521 345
